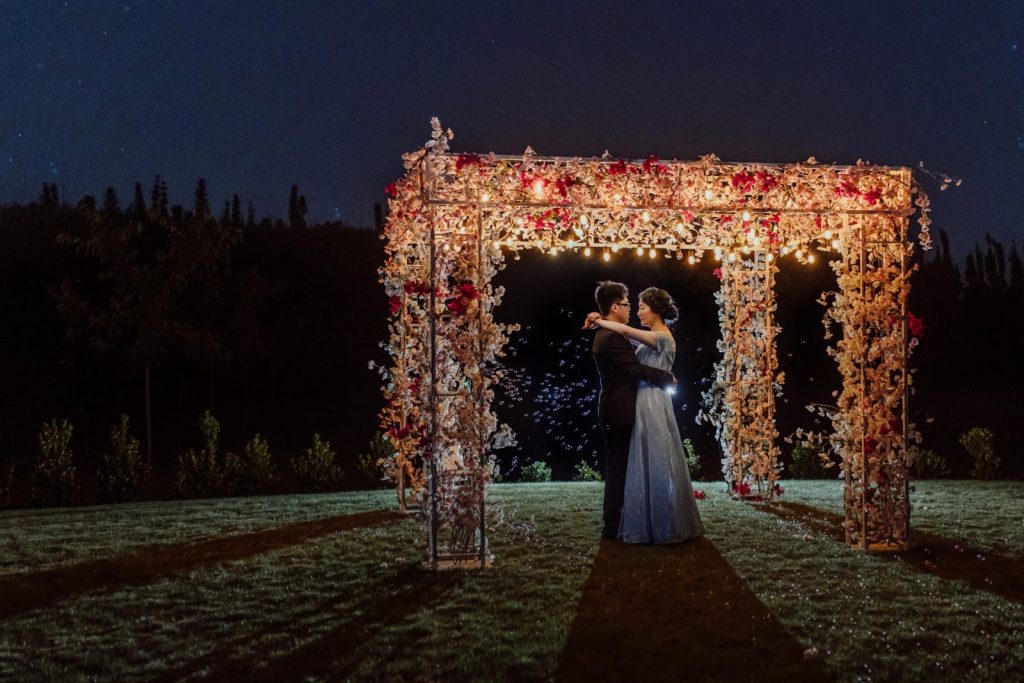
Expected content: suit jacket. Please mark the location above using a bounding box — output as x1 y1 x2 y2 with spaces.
592 328 675 426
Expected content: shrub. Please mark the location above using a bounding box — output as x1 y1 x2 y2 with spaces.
98 414 150 503
961 427 1000 480
519 461 552 483
176 410 223 498
292 433 343 492
32 418 77 507
0 464 14 508
682 438 702 480
910 447 951 479
788 443 834 479
353 432 391 489
572 460 602 482
223 434 277 496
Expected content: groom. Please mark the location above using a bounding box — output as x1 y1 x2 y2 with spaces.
590 281 675 540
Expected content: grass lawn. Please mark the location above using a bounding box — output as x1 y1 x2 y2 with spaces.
0 481 1021 681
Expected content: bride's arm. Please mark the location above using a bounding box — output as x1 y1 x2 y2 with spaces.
591 317 660 349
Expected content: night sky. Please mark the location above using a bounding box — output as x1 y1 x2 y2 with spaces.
3 1 1022 254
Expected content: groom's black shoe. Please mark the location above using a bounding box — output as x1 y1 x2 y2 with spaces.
601 526 618 540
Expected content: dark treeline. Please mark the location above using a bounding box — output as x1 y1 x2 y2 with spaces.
1 179 387 505
1 181 1022 507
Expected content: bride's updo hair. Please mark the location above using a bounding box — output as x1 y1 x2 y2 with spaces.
639 287 679 325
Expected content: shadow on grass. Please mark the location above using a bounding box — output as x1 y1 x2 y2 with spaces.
762 501 1024 604
0 509 402 619
556 537 831 683
153 564 460 682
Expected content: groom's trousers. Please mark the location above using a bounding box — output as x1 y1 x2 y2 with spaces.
600 424 633 538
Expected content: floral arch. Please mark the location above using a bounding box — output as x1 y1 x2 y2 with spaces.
377 119 932 568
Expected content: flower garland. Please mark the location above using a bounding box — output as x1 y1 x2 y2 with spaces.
380 119 936 560
698 252 784 500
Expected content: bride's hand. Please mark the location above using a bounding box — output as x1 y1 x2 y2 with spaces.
582 312 602 330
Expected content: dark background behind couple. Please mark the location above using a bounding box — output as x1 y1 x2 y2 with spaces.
2 202 1022 496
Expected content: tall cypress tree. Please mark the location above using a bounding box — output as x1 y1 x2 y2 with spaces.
102 187 120 216
193 179 210 220
230 194 242 226
131 182 147 218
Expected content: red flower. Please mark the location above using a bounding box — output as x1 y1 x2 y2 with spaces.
713 267 723 280
384 182 398 198
642 155 668 174
554 175 577 198
719 215 733 224
732 481 751 496
693 489 706 500
403 280 432 296
445 282 479 315
773 484 784 497
607 159 630 176
455 153 482 171
731 170 756 194
860 187 882 205
864 436 878 455
388 296 402 315
388 425 411 440
755 170 779 193
908 312 926 337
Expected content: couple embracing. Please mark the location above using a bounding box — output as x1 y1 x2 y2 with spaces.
584 281 704 544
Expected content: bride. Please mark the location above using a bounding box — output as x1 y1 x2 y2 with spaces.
585 287 704 544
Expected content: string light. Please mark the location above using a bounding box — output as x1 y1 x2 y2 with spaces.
549 246 558 256
704 189 714 200
807 253 816 263
795 248 803 259
742 211 751 222
766 252 774 262
480 192 490 203
583 246 591 257
831 239 841 250
641 210 651 222
602 251 611 262
687 254 696 265
648 248 656 258
823 229 832 239
611 244 620 253
727 252 737 263
714 247 722 261
580 214 589 227
636 247 645 256
532 179 545 197
675 222 684 234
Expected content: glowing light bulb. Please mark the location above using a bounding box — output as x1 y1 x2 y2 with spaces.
641 210 651 222
727 252 737 262
515 217 525 228
807 253 816 263
636 247 645 256
831 239 841 250
687 255 696 265
567 240 577 249
549 247 558 256
481 192 490 203
795 249 803 259
766 253 774 262
823 229 832 239
603 251 611 262
704 189 714 200
675 222 684 234
580 214 589 227
742 211 751 222
741 245 751 254
611 244 620 253
532 179 545 197
750 235 761 247
584 246 591 257
613 193 623 204
714 247 722 260
649 248 657 258
780 246 789 256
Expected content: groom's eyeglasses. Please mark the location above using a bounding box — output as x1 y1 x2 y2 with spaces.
613 301 631 308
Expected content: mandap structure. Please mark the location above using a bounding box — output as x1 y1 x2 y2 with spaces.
376 119 936 568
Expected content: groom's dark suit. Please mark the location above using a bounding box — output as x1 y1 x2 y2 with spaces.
592 328 674 539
